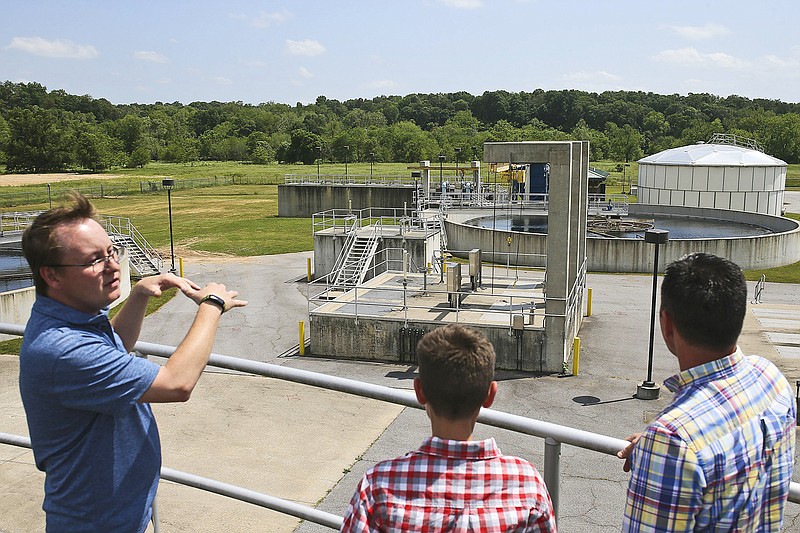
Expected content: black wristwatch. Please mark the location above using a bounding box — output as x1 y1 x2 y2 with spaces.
199 294 226 314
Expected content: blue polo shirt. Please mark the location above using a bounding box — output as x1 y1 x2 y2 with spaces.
19 295 162 533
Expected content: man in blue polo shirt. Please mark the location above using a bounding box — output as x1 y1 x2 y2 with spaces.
19 192 247 532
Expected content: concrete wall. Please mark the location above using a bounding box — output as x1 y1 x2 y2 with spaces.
445 204 800 273
0 257 132 339
310 314 547 371
278 184 415 217
313 233 438 280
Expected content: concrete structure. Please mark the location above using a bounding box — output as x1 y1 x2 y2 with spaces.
278 179 415 218
637 135 787 216
446 204 800 273
310 142 589 374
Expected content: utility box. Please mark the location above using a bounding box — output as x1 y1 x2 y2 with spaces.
446 262 462 307
468 248 481 290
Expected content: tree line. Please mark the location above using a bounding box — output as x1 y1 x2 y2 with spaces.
1 81 799 173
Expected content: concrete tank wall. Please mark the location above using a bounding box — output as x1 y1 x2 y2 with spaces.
310 314 548 371
445 204 800 273
279 184 415 217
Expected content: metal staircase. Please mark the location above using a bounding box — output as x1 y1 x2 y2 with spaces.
331 225 381 290
102 216 162 278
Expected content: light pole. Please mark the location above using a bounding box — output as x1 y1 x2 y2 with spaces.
162 179 177 274
637 228 669 400
344 145 349 179
455 147 462 184
369 152 375 179
316 145 322 179
624 162 630 194
438 153 445 191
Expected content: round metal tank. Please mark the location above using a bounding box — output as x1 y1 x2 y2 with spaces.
637 141 787 216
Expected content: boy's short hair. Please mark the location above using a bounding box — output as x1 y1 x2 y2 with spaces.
416 324 496 420
22 192 97 295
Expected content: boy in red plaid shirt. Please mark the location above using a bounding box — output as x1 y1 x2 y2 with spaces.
342 324 556 532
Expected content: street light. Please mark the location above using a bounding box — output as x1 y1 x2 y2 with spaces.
624 163 631 194
455 147 462 184
162 179 177 274
637 228 669 400
438 153 445 190
369 152 375 179
316 146 322 179
344 145 349 179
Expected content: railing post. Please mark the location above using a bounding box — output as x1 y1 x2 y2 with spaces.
544 437 561 521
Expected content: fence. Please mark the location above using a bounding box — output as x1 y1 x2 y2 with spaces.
0 175 284 209
0 323 798 530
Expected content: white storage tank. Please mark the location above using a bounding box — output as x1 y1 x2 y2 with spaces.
637 134 787 216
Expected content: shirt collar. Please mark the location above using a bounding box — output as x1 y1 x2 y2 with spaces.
34 294 110 326
663 347 744 393
418 436 502 461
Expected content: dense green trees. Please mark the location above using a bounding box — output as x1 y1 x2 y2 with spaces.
2 81 800 172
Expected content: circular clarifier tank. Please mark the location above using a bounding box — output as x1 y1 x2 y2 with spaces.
444 204 800 272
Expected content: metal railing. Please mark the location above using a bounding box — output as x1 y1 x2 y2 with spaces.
311 207 435 235
285 174 412 186
102 216 164 273
1 323 798 530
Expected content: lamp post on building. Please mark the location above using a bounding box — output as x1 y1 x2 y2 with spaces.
369 152 375 179
316 146 322 179
162 179 177 274
344 145 349 179
438 153 445 190
455 147 462 184
624 162 630 194
637 228 669 400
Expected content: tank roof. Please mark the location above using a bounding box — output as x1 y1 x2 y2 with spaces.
639 143 786 167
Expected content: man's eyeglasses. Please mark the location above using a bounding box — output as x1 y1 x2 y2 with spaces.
47 245 126 273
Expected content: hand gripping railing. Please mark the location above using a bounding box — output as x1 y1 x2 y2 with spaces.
2 322 799 529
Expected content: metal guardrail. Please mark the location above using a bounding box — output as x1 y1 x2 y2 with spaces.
2 323 798 530
285 174 412 186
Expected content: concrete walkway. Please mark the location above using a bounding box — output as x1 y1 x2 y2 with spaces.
1 252 799 532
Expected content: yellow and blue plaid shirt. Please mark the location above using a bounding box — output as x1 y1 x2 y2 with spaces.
623 348 796 532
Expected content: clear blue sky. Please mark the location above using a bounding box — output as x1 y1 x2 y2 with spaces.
3 0 799 106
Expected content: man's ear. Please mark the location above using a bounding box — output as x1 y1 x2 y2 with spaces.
413 377 427 406
39 266 62 290
660 308 676 353
482 381 498 408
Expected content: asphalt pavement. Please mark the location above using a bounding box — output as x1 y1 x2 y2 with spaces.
1 251 799 532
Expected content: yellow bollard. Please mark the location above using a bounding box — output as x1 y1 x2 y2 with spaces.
307 257 312 282
179 257 184 278
586 287 592 317
299 321 305 356
572 337 580 376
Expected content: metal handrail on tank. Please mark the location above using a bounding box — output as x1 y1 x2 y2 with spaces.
285 174 411 186
2 325 797 531
0 211 41 236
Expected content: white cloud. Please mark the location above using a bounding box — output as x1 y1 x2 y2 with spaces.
653 47 748 68
440 0 483 8
298 66 314 79
233 9 292 28
7 36 98 59
763 54 799 68
285 39 326 57
669 23 731 40
133 51 168 63
563 70 621 83
211 76 233 86
365 79 399 90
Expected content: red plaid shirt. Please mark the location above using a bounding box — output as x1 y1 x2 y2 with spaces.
341 436 556 532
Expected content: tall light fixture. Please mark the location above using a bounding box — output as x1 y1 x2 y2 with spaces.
162 179 177 274
344 145 349 178
438 153 445 190
455 147 462 184
316 145 322 179
369 151 375 179
637 228 669 400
